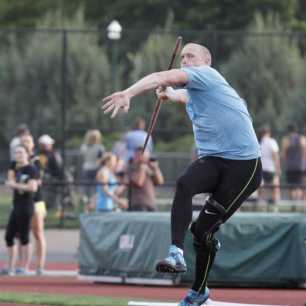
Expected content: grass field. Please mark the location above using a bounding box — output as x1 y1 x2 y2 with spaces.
0 292 130 306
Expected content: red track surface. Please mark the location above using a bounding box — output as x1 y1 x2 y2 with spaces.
0 276 305 306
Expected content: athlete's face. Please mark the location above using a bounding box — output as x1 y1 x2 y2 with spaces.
180 44 210 68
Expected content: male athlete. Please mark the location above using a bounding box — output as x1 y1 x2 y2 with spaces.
102 42 262 306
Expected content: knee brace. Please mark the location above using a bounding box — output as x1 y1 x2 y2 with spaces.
190 197 226 253
190 221 221 254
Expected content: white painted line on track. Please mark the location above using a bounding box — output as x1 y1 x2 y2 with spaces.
128 300 288 306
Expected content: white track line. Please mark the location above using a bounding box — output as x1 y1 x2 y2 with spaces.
128 299 288 306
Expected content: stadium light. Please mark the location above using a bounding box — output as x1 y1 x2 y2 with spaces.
107 20 122 40
107 20 122 92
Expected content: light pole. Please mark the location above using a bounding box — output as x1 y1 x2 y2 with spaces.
107 20 122 92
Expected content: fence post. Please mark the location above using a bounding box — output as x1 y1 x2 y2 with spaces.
60 29 68 227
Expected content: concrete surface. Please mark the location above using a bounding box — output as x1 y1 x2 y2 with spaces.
0 229 79 264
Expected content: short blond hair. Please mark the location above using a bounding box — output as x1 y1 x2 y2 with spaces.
184 43 212 66
84 129 102 145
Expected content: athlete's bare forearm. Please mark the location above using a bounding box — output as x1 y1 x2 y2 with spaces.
124 70 187 99
102 69 187 118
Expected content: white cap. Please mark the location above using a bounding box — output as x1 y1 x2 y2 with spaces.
38 134 55 145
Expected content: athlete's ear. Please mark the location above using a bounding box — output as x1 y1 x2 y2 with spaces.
205 57 211 66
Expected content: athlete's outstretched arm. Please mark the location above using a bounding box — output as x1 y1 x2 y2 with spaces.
101 69 187 118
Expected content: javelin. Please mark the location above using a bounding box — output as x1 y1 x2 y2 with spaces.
142 36 183 154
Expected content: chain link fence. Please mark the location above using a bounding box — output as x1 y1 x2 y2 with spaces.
0 27 306 228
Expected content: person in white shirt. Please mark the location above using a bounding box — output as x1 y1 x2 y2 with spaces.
259 126 281 207
9 124 30 161
124 117 153 162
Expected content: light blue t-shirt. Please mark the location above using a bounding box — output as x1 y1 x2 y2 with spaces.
181 66 260 160
96 170 117 212
124 129 153 161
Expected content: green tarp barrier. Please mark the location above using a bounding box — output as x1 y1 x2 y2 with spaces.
79 212 306 286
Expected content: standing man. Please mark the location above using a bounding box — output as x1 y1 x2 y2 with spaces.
281 123 306 201
102 43 262 306
124 117 153 162
259 126 281 209
127 146 164 211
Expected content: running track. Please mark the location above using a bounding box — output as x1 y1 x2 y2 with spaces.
0 276 305 306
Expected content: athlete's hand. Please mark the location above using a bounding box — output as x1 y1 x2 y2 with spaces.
156 86 188 104
101 91 130 118
155 86 177 102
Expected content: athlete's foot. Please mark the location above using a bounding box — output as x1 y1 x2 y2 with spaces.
156 245 187 273
178 288 209 306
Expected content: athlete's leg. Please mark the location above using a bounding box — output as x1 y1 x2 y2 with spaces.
190 197 225 293
191 158 262 294
156 157 220 273
171 157 220 249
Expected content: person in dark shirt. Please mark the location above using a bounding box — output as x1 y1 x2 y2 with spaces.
281 123 306 201
3 145 38 275
38 134 63 211
21 134 47 275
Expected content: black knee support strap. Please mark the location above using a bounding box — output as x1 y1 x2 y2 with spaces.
190 197 226 253
192 229 221 253
192 197 226 236
205 197 226 217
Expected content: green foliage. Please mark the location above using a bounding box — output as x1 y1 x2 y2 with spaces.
0 9 113 142
0 1 305 150
288 69 306 129
221 13 305 133
155 133 194 152
0 0 83 27
81 0 298 31
0 0 301 32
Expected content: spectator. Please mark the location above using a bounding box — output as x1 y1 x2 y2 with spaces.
20 134 47 275
80 129 105 202
112 134 128 173
9 124 30 161
38 134 63 211
124 117 153 162
127 147 164 211
281 123 306 201
3 145 38 275
92 153 127 212
259 126 281 210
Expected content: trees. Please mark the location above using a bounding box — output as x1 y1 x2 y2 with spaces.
0 10 111 142
0 3 305 150
221 14 305 133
